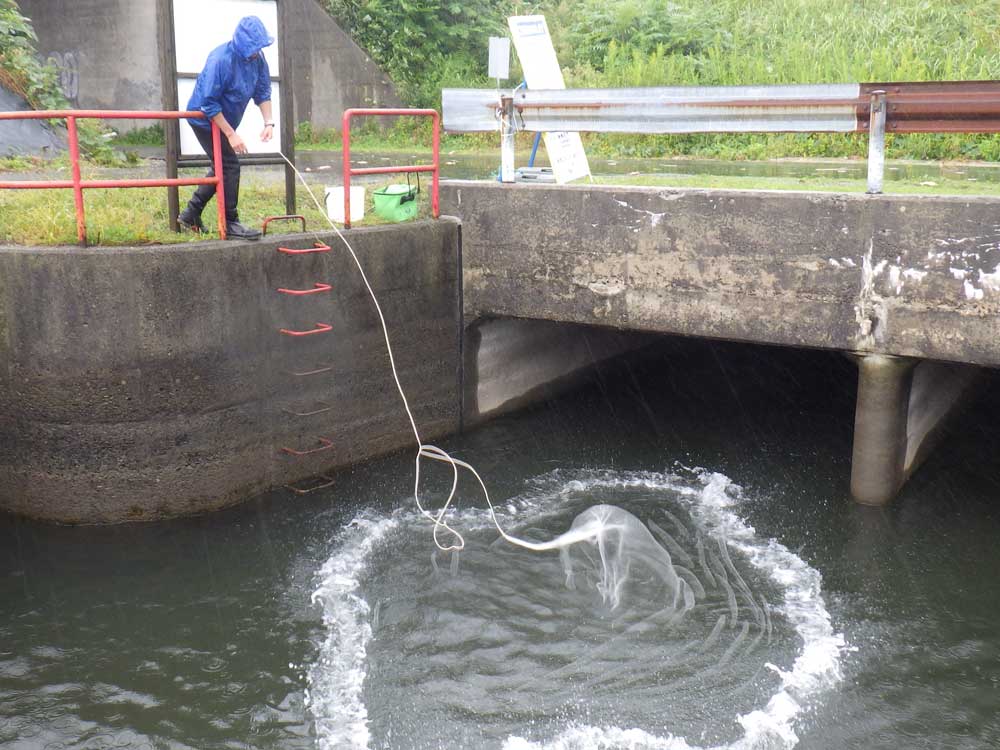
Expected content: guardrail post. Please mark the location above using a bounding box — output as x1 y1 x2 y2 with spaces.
66 115 87 246
867 90 887 195
500 95 516 183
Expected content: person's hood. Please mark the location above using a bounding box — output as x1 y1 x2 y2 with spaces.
232 16 274 60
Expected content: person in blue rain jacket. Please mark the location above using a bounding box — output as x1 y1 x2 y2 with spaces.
178 16 275 240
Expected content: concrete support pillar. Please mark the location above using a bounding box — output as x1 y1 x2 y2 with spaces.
850 354 985 505
850 354 917 505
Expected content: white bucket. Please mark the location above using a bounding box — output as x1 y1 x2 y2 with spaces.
324 186 365 224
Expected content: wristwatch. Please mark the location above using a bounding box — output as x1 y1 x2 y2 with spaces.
264 122 275 127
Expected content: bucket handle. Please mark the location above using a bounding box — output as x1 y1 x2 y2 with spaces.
401 172 421 204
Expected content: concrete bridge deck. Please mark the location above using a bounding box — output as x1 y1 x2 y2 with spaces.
441 181 1000 367
441 181 999 504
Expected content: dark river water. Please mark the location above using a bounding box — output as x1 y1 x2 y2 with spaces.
2 336 999 749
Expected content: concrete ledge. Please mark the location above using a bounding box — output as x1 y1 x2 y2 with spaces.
442 181 1000 367
0 220 461 523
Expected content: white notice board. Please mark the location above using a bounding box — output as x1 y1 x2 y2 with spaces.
173 0 282 157
508 15 591 184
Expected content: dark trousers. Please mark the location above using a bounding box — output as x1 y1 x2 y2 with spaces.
186 125 240 223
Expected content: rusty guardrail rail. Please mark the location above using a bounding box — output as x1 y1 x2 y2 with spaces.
0 110 226 245
443 80 1000 193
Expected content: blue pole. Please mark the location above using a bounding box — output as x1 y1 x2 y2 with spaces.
528 132 542 168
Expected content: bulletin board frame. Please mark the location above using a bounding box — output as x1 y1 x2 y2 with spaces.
158 0 296 228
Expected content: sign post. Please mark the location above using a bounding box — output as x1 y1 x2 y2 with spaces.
507 15 591 184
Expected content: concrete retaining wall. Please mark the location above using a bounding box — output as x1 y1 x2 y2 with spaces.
285 0 402 127
17 0 160 113
441 182 1000 368
17 0 400 129
0 220 460 523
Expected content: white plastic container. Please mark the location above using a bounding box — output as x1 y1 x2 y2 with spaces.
324 186 365 224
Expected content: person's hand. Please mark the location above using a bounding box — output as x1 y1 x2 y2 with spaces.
227 132 248 154
260 123 274 143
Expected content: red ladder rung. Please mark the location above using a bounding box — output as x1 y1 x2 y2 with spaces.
278 242 331 255
285 474 336 495
281 401 332 417
280 437 334 456
285 363 334 377
263 214 306 235
279 322 332 337
277 282 332 296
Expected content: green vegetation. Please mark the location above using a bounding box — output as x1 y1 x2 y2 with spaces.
322 0 1000 162
0 1 64 112
5 166 999 246
319 0 525 105
111 124 166 147
0 0 125 164
0 153 46 171
295 118 496 154
599 171 1000 197
0 176 436 246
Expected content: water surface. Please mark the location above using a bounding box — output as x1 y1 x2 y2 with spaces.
2 337 999 748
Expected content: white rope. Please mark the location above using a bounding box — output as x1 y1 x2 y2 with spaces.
277 151 567 553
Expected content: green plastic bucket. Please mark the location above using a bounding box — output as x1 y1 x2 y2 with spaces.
372 183 419 222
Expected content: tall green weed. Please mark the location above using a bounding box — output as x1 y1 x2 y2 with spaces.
320 0 1000 160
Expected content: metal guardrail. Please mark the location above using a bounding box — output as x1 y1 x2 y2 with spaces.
443 80 1000 193
0 110 227 245
341 108 440 228
444 82 1000 134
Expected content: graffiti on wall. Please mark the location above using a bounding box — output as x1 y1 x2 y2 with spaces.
47 51 80 104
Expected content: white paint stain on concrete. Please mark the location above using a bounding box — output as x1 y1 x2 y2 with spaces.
612 197 668 229
978 264 1000 292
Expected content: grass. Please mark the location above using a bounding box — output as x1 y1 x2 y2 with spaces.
296 119 500 155
597 171 1000 196
3 165 998 246
0 174 434 246
0 154 57 172
110 124 166 147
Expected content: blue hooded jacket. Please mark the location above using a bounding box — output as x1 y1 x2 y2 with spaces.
187 16 273 131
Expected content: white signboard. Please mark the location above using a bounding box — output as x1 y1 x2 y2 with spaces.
488 37 510 80
507 15 591 184
173 0 281 157
177 80 282 156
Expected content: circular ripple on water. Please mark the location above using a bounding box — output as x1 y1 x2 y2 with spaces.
308 470 845 750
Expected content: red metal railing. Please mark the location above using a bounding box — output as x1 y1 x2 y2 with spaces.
0 110 226 245
341 108 440 229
